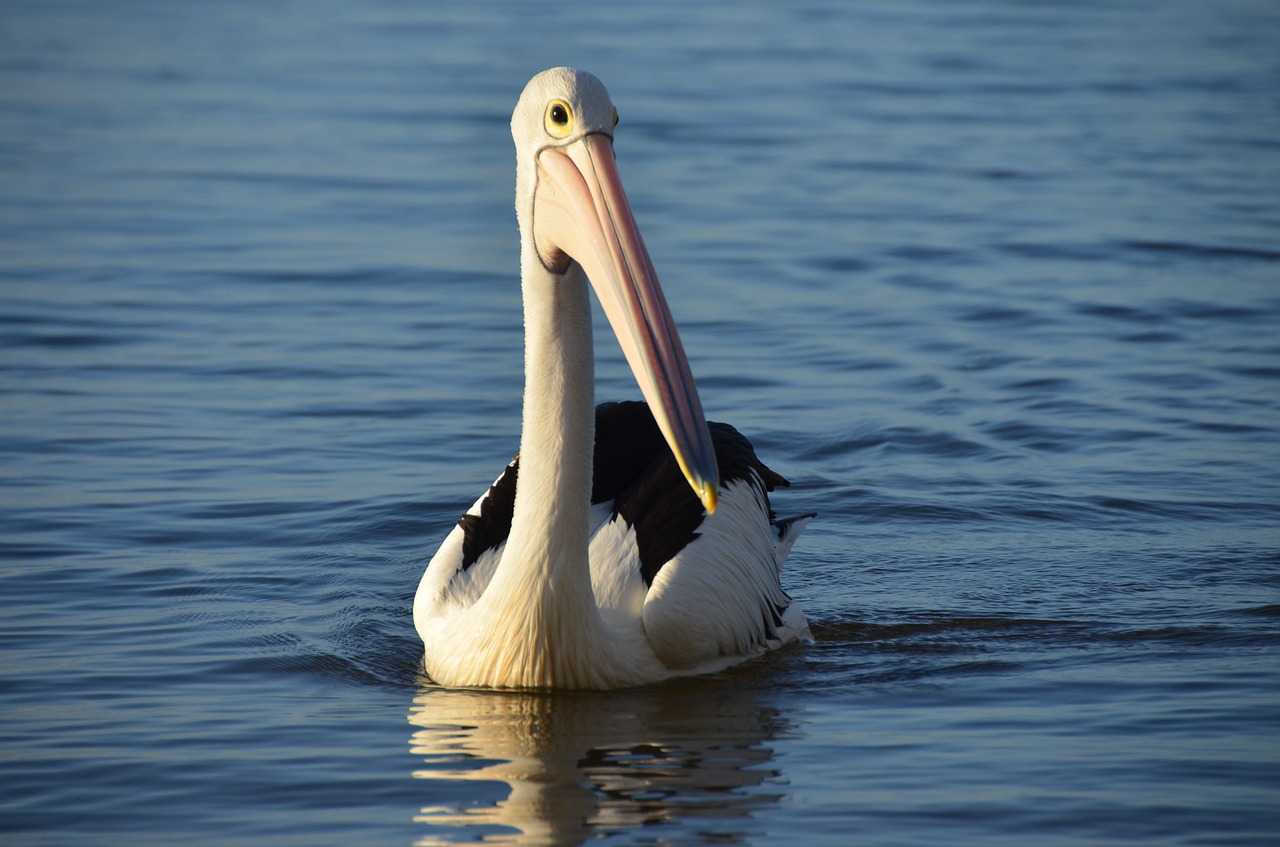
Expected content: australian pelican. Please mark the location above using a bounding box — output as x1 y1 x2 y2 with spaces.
414 68 812 689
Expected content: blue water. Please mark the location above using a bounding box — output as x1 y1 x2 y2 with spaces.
3 1 1279 845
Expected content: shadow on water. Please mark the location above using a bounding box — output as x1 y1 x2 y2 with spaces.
407 675 790 846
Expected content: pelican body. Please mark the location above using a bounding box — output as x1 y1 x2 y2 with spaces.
414 68 811 689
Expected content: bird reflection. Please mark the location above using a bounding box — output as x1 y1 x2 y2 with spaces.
407 674 790 846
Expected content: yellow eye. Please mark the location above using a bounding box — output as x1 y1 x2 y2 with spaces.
612 108 619 127
544 99 573 138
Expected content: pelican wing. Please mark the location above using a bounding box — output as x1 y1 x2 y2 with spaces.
417 459 518 615
591 402 812 669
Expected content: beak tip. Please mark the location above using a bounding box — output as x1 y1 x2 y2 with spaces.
700 481 719 515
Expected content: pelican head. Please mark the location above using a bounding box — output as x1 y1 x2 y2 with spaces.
511 68 719 513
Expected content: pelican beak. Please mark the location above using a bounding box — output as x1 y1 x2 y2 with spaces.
533 132 719 513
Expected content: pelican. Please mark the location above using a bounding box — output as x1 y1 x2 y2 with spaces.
413 68 812 689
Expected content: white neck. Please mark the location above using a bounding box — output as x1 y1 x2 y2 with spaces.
461 245 640 688
506 246 596 583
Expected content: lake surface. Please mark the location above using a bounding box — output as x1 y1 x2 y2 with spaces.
3 1 1279 845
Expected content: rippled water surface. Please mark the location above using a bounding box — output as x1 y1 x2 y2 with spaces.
3 1 1279 845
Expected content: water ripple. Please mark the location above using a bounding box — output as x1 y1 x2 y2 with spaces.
3 1 1279 845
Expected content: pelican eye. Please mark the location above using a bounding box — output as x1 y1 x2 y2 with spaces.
545 99 573 138
612 107 619 127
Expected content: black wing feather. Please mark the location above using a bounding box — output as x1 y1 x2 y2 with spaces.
595 401 784 586
455 401 784 583
457 459 518 570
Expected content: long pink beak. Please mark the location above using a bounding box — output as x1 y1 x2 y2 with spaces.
533 133 719 513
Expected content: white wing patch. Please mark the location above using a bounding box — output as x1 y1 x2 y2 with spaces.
641 474 805 669
413 464 515 630
586 506 648 638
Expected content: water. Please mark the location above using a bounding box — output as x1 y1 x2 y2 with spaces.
3 1 1279 844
